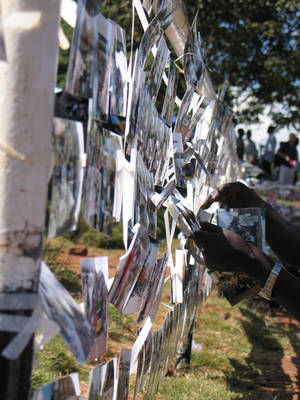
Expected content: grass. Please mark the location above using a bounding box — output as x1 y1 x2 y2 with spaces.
156 295 300 399
35 240 300 399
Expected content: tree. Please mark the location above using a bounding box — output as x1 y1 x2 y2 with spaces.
182 0 300 129
59 0 299 130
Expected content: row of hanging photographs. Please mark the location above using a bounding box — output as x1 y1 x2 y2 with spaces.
34 248 210 400
34 0 246 399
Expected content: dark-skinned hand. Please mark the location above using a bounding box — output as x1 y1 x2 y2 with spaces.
200 182 265 210
192 223 271 284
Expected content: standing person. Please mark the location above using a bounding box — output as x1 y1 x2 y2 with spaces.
276 133 298 185
244 129 258 164
236 128 245 162
261 125 277 178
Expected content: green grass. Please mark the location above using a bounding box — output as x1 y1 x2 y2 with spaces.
156 295 300 399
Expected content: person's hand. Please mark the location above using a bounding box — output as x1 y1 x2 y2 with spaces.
192 223 271 283
200 182 265 210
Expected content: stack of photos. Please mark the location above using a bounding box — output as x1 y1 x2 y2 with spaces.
108 224 150 312
39 263 95 365
47 118 84 238
116 348 131 400
81 257 108 362
65 0 100 98
32 373 80 400
146 36 170 104
82 119 122 235
0 11 6 61
216 207 266 304
161 58 179 127
88 358 117 400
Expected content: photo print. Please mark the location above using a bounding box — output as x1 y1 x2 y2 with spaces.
47 118 84 238
136 254 168 324
108 224 151 312
146 36 170 103
133 330 152 400
116 348 131 400
65 0 100 98
39 263 95 365
81 257 109 361
121 241 159 314
32 373 80 400
92 15 116 122
161 58 179 127
88 358 117 400
137 1 172 68
82 119 122 235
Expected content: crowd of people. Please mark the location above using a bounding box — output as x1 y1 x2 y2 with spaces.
236 126 299 185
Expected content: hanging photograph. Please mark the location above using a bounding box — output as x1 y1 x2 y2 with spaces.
92 16 116 122
39 263 95 365
47 118 84 238
108 224 151 312
161 58 179 127
32 373 80 400
88 358 117 400
116 348 131 400
65 0 100 98
122 241 159 314
81 257 108 361
109 22 128 118
82 120 122 234
146 36 170 103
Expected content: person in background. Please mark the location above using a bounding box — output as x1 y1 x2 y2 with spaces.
261 125 277 179
236 128 245 162
244 129 258 164
193 182 300 321
276 133 298 185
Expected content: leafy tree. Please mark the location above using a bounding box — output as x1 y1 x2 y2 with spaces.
59 0 300 130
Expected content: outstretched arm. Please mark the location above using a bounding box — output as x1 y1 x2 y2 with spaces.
192 224 300 320
201 182 300 267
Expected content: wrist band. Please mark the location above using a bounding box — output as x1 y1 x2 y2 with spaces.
258 262 283 301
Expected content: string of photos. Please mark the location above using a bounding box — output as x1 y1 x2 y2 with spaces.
0 1 267 399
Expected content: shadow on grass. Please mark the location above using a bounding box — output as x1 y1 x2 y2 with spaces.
225 301 300 399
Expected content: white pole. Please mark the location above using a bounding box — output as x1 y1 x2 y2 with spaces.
0 1 61 398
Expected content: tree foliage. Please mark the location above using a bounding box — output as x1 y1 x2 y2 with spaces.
59 0 300 129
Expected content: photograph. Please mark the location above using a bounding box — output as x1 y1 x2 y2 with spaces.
39 263 95 365
108 224 151 312
81 257 108 361
116 348 131 400
32 373 80 400
47 118 84 238
146 36 170 104
161 58 179 127
92 15 116 122
65 0 100 98
121 242 159 314
82 119 122 234
88 358 117 400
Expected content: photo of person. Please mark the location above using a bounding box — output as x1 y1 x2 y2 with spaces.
47 118 84 238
